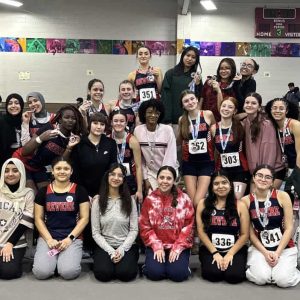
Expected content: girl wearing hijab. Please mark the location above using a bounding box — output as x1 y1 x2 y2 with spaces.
0 94 24 168
0 158 34 279
21 92 55 145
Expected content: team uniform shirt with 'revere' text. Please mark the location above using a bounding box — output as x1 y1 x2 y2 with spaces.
249 189 294 252
35 183 89 240
139 188 194 254
206 207 240 252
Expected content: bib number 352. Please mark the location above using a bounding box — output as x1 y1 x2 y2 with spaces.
188 138 207 154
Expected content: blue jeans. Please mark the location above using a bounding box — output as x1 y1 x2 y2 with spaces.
143 247 191 282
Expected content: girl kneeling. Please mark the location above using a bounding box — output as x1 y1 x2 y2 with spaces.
139 166 194 282
197 171 249 283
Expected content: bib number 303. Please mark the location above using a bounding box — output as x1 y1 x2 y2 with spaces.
221 152 240 168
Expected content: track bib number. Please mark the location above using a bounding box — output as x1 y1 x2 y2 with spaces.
260 228 282 248
139 88 156 102
221 152 240 167
212 234 235 249
188 138 207 154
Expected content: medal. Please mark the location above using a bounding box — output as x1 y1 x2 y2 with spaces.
262 230 269 238
147 73 155 82
211 209 216 216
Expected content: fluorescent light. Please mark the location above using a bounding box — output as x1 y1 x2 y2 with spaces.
200 0 217 11
0 0 23 7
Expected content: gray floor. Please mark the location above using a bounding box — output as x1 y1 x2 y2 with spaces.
1 256 299 300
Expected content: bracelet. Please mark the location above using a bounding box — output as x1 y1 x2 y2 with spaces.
212 250 219 255
35 136 42 144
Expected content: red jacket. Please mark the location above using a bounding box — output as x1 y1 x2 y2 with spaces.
139 188 194 253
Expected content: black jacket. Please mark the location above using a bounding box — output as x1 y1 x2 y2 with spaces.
71 135 118 197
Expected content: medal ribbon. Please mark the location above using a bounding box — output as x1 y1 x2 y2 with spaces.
219 122 232 152
188 111 200 140
253 190 271 230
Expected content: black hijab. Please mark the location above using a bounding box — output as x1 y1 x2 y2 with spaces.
0 93 24 168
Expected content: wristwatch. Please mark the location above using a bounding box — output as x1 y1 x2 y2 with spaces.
68 234 76 242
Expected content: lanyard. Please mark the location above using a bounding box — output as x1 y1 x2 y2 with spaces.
146 125 158 152
188 111 200 140
113 131 127 163
253 190 271 230
277 118 289 154
219 122 232 152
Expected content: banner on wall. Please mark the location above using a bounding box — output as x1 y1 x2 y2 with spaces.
0 36 299 58
65 39 80 53
26 38 46 53
0 37 26 52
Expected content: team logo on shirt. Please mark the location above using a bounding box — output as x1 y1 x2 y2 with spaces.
66 196 74 202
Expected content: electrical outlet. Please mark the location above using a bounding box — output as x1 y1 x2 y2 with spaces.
18 71 31 80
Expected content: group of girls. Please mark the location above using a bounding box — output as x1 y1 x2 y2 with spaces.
0 44 299 288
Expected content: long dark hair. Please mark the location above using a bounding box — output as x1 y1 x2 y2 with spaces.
51 104 86 135
174 46 200 75
98 163 132 217
245 92 265 143
216 58 236 83
157 165 178 208
201 171 238 232
265 98 299 128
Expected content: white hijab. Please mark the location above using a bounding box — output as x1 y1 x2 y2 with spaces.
0 158 33 201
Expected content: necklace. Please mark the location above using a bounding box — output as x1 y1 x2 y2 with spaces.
253 190 272 237
146 125 158 166
219 122 232 152
277 118 289 164
113 131 127 163
188 111 200 140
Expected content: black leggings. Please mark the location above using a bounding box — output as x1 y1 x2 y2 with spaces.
93 244 139 282
199 246 247 284
0 247 26 280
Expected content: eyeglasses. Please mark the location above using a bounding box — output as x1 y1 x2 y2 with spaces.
255 173 273 180
271 106 286 112
240 63 254 69
108 172 124 179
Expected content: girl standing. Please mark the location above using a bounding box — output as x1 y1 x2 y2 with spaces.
243 93 285 190
79 79 111 124
211 97 249 200
22 105 84 191
128 46 163 102
110 110 143 203
265 98 300 197
178 90 215 207
200 58 236 122
0 94 24 168
161 46 202 129
134 100 178 195
110 80 139 133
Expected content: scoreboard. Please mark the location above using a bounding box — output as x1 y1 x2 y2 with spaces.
255 7 300 38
